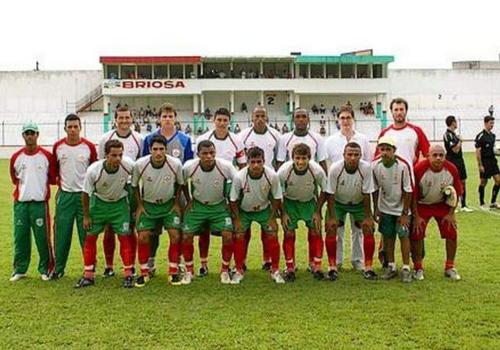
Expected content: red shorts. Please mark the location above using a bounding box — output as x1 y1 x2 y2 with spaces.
412 203 457 241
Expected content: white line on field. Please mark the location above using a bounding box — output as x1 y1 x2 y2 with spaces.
468 206 500 217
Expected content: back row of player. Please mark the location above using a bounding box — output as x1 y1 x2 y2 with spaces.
11 97 494 286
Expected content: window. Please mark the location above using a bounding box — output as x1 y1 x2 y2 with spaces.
326 64 339 78
121 65 136 79
341 64 355 79
154 65 168 79
373 64 383 78
299 64 308 78
310 64 324 78
357 64 369 79
106 65 119 79
170 65 184 79
137 65 152 79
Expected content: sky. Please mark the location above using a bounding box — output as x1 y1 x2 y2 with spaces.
1 0 499 71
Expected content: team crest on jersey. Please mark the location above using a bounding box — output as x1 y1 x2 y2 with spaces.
163 175 171 183
102 181 108 187
35 218 44 227
340 180 345 186
146 176 153 182
261 184 269 192
78 154 86 162
252 205 261 211
172 148 181 158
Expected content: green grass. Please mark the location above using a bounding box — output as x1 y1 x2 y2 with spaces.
0 154 499 349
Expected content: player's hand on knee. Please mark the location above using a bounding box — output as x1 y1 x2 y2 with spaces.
281 213 291 232
398 213 410 228
312 212 322 233
361 217 374 233
138 231 150 244
442 213 457 230
325 218 338 234
83 215 92 231
413 215 425 236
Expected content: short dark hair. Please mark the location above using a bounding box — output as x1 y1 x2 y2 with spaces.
291 143 311 159
293 107 309 118
445 115 456 127
64 113 81 127
115 105 131 118
484 115 495 123
150 135 167 148
337 105 355 119
197 139 215 152
214 107 231 120
158 102 177 117
104 139 123 155
344 142 361 152
247 146 264 160
390 98 408 112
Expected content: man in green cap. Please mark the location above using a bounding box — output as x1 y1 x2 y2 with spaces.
9 122 56 282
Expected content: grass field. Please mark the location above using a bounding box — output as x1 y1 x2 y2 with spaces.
1 154 499 349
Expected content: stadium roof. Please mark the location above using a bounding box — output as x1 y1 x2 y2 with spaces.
99 56 202 64
295 55 395 64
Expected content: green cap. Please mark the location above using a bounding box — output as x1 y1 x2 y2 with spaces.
21 122 39 134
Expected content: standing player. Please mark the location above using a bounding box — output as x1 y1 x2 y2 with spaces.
325 142 376 281
229 147 284 284
324 104 372 271
375 98 430 266
376 98 430 167
372 136 413 282
239 106 281 270
97 105 143 277
142 103 193 274
278 143 327 282
475 116 500 210
75 140 136 288
195 107 246 276
412 145 463 281
132 135 184 287
276 107 328 271
443 115 472 212
52 114 97 279
10 123 55 282
181 140 236 284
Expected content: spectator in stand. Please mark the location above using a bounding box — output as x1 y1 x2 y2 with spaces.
311 104 319 114
175 121 181 131
320 125 326 136
489 105 494 117
204 108 212 119
273 123 279 131
146 123 152 133
185 124 192 135
331 105 338 116
319 104 326 114
197 127 203 135
241 102 248 113
282 123 289 134
347 101 352 108
234 123 241 133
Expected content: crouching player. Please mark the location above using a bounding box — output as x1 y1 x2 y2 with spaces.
181 140 236 284
75 140 135 288
230 147 284 284
132 135 184 287
372 136 413 282
412 145 463 281
325 142 376 281
278 143 327 282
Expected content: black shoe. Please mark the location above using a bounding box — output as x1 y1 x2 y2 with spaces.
284 270 296 282
74 277 95 288
134 275 148 288
50 271 64 280
327 270 338 281
363 270 378 280
169 274 182 285
198 266 208 277
123 276 134 288
103 268 115 278
261 262 271 271
313 270 325 281
131 267 137 277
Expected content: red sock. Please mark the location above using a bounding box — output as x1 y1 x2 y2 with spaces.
182 242 194 273
199 230 210 266
118 235 134 277
234 236 245 272
445 260 455 270
243 229 251 263
363 234 375 268
414 262 423 270
307 229 314 265
283 234 296 271
261 230 270 263
267 235 280 272
103 228 115 268
137 241 150 276
168 243 180 275
221 241 233 273
325 234 337 269
83 235 98 279
311 231 323 271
